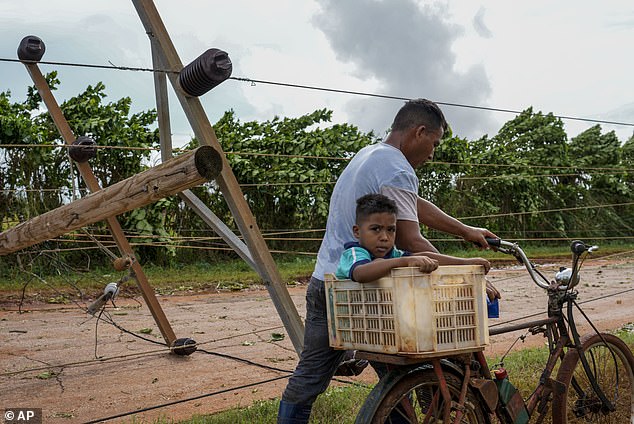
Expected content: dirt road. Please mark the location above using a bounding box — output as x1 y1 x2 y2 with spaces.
1 257 633 423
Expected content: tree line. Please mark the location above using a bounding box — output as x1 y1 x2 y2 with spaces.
1 74 633 268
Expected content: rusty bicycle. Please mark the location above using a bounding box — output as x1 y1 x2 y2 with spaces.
351 238 634 423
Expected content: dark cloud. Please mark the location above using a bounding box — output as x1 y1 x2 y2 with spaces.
312 0 496 139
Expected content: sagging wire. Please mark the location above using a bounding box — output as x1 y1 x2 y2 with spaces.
86 272 139 359
3 56 634 128
83 374 292 424
15 249 89 314
15 239 143 359
81 228 120 262
0 323 288 378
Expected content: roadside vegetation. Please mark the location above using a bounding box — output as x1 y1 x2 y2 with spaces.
2 243 633 303
2 74 634 279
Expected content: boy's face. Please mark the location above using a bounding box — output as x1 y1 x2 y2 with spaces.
353 212 397 258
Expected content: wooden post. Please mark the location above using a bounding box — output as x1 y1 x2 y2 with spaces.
149 37 261 272
19 62 179 345
133 0 305 353
0 146 221 255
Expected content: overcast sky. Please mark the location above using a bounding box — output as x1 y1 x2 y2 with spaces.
1 0 633 148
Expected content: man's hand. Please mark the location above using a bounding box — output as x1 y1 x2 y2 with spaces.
405 256 439 273
462 225 498 249
485 277 501 301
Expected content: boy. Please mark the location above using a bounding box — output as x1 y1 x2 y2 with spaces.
336 194 490 283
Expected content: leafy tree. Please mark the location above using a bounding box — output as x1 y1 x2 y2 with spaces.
180 109 375 254
0 73 160 265
1 72 70 223
2 74 633 268
570 126 631 238
430 108 572 240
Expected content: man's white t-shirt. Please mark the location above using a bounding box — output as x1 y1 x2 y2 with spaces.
312 142 419 281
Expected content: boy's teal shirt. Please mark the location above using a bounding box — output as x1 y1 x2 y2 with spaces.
335 241 410 280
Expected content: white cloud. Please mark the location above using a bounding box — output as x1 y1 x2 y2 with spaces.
0 0 632 144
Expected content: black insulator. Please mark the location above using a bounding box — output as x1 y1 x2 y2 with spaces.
68 136 97 163
178 48 232 97
17 35 46 62
171 337 197 356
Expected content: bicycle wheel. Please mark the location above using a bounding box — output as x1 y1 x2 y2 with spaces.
368 367 488 423
554 333 634 423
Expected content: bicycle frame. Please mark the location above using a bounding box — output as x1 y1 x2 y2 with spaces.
355 239 618 424
484 291 575 421
478 239 614 422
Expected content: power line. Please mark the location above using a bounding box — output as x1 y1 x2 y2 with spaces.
459 201 634 220
231 76 634 128
2 57 633 128
0 143 159 151
3 144 633 173
0 57 176 74
2 167 630 193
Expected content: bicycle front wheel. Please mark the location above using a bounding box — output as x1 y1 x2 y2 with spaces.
368 367 487 423
554 333 634 423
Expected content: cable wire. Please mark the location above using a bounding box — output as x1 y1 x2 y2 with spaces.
2 57 633 127
82 374 291 424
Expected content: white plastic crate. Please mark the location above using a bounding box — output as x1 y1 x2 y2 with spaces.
325 265 489 357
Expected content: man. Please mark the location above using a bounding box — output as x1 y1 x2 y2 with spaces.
278 98 498 423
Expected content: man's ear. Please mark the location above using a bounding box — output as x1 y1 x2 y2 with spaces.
353 224 360 239
416 124 426 138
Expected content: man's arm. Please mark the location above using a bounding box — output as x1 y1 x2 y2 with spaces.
417 197 497 247
395 220 439 253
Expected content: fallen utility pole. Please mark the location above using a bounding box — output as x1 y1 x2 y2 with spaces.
0 146 221 256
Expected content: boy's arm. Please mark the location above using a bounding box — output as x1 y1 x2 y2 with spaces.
352 256 439 283
413 251 491 274
412 252 499 298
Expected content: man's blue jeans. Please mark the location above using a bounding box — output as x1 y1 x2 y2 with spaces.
279 277 346 421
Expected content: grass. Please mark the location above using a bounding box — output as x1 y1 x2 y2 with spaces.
149 326 634 424
153 385 372 424
0 255 317 301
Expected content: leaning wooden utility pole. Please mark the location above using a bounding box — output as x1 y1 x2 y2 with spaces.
132 0 305 353
15 61 180 346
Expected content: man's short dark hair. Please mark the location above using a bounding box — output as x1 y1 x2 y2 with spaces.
390 98 448 132
356 194 398 224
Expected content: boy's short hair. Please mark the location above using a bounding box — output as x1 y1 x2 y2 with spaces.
356 194 398 224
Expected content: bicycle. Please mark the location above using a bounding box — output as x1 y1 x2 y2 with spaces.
353 238 634 423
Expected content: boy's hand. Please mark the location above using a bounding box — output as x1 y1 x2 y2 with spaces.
405 256 439 273
467 257 491 274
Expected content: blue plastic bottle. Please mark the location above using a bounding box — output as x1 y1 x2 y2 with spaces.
487 297 500 318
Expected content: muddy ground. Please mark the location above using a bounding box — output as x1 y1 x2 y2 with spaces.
1 256 633 423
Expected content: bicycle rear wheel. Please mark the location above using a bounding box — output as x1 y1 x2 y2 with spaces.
554 333 634 423
365 367 487 423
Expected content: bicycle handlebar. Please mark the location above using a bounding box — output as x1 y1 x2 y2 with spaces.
484 237 596 290
485 237 501 248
